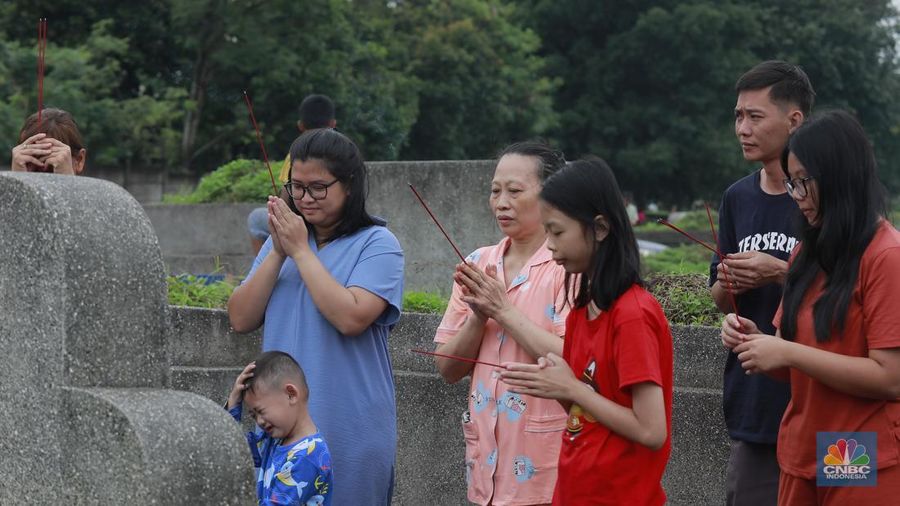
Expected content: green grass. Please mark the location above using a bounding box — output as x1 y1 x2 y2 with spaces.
163 264 719 327
166 277 451 314
167 261 239 308
403 291 449 313
643 244 711 276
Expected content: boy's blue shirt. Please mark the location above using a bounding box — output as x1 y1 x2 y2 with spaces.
228 404 333 505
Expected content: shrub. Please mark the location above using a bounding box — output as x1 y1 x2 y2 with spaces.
647 273 720 327
163 158 276 204
167 270 238 308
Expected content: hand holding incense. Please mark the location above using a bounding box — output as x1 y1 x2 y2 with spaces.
702 202 741 319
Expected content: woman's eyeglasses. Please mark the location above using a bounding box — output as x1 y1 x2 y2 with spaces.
283 179 339 200
783 176 814 198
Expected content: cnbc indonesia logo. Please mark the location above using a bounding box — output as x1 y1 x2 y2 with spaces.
823 438 870 477
817 433 877 486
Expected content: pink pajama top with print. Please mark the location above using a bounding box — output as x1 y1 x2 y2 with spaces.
434 238 569 506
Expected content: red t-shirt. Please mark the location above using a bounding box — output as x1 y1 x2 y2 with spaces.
553 284 673 505
774 220 900 479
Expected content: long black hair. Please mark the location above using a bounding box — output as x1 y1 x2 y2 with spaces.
288 129 381 241
779 110 888 342
540 156 643 310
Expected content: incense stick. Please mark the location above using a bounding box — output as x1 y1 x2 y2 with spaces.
656 215 741 319
37 18 47 127
408 183 467 263
410 349 503 368
656 218 717 255
703 203 741 321
242 91 279 195
705 203 719 247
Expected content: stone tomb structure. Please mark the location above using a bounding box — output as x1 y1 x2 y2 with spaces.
0 173 255 504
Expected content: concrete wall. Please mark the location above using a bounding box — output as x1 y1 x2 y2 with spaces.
146 160 502 293
168 306 729 505
146 203 262 276
143 160 724 290
83 166 198 204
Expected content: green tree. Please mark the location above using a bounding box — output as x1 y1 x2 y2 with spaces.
0 20 185 169
393 0 559 159
518 0 900 204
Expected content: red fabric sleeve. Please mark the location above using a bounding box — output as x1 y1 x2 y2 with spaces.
613 308 664 391
863 246 900 349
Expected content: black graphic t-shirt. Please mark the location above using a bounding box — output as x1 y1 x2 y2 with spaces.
709 169 800 444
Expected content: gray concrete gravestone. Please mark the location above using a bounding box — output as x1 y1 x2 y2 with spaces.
0 172 255 504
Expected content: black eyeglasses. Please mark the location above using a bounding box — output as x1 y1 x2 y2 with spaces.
783 176 814 198
283 179 339 200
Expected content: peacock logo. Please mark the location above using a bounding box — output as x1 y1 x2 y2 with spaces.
817 433 877 487
823 438 869 467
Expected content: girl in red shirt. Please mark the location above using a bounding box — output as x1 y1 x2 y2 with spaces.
501 157 673 505
723 110 900 505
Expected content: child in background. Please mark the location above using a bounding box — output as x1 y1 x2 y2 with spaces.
227 351 333 506
502 157 673 505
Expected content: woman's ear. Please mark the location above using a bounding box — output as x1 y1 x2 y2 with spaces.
593 214 610 242
73 148 87 175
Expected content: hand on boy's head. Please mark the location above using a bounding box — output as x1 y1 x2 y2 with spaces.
227 362 256 408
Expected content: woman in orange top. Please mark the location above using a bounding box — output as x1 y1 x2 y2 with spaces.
723 110 900 505
434 141 569 505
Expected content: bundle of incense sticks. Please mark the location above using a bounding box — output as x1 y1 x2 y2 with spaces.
656 204 741 320
410 349 503 369
242 91 279 195
37 18 47 127
408 183 467 263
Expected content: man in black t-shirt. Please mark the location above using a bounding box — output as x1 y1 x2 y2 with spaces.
710 61 815 506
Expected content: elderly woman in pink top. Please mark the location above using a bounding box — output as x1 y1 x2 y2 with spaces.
434 141 569 505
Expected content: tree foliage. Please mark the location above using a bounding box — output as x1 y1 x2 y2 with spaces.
518 0 900 203
3 0 899 204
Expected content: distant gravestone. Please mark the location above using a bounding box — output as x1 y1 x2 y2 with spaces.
0 172 255 504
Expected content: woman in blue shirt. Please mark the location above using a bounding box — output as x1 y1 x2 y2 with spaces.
228 129 404 505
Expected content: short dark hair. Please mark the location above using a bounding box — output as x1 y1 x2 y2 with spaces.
497 140 566 183
540 157 643 310
735 60 816 117
247 351 308 398
288 129 381 241
299 94 336 130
